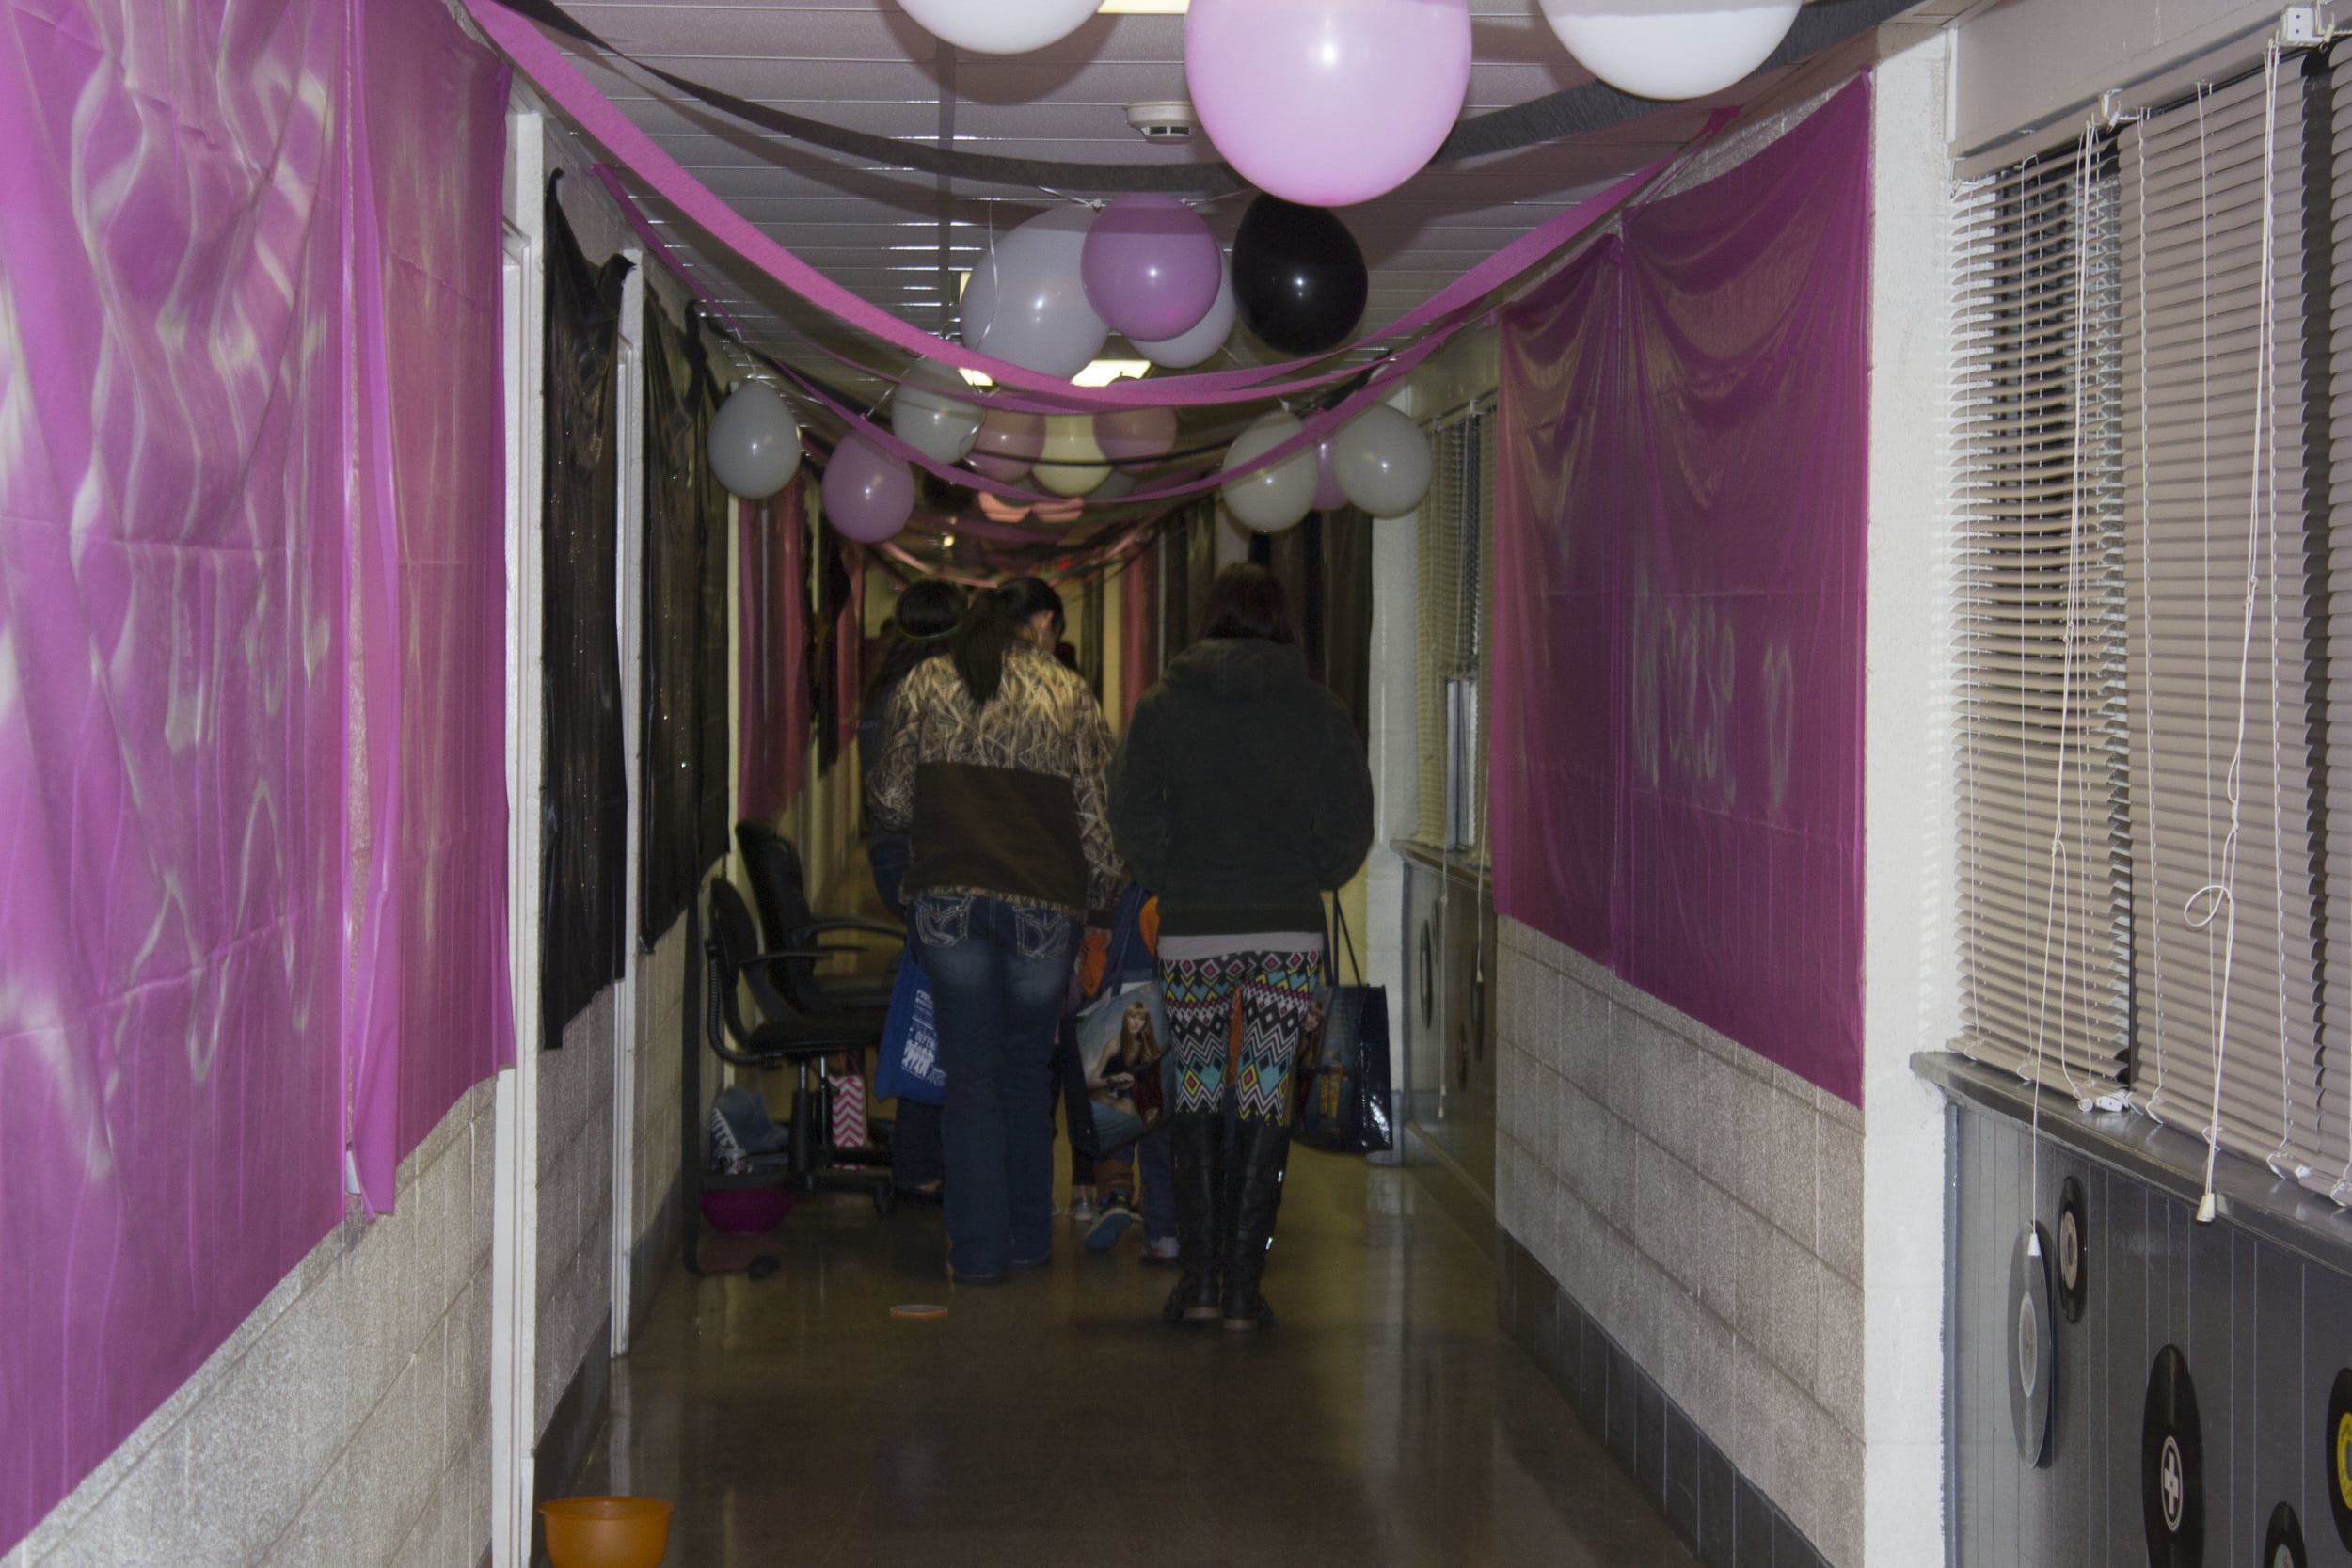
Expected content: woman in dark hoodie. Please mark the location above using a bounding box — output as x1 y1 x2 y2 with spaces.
1109 564 1375 1329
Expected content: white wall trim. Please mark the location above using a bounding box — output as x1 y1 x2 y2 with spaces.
1862 32 1959 1568
608 252 646 1356
490 106 547 1568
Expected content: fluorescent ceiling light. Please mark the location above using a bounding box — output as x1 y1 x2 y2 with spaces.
957 358 1152 388
1100 0 1186 10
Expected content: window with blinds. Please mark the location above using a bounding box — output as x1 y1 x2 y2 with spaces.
1953 46 2352 1204
1953 135 2135 1099
1414 407 1495 856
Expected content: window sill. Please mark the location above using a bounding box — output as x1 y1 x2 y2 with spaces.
1912 1050 2352 1277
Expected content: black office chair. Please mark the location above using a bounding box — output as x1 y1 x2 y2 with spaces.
700 879 895 1214
735 820 899 1016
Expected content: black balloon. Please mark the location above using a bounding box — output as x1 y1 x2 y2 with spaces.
1231 194 1368 356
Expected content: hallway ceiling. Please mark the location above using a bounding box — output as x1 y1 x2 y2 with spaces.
536 0 1970 419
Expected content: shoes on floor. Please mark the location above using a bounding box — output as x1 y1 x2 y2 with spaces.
894 1180 944 1206
1083 1194 1137 1252
947 1265 1005 1287
1138 1233 1180 1267
1067 1190 1099 1227
1009 1249 1052 1271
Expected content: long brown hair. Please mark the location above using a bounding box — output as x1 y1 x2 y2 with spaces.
950 576 1064 705
1197 562 1296 645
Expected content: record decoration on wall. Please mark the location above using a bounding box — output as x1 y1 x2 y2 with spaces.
2326 1369 2352 1552
2057 1175 2087 1324
2010 1223 2057 1466
2142 1344 2204 1568
2265 1501 2308 1568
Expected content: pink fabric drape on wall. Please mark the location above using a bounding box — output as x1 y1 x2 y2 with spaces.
344 0 516 1211
739 483 810 820
0 0 512 1544
1493 78 1870 1102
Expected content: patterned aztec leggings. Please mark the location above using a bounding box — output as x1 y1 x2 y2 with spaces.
1157 950 1323 1124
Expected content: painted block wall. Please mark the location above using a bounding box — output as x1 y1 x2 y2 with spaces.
537 988 617 1438
3 1084 497 1568
629 911 691 1316
1496 920 1867 1566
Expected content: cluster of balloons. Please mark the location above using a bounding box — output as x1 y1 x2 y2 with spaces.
894 0 1802 210
1219 404 1431 534
965 193 1367 380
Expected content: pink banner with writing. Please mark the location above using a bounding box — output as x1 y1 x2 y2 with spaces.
1494 79 1870 1101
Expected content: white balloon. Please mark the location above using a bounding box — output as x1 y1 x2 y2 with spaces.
1539 0 1800 101
1218 411 1317 533
894 0 1101 54
890 358 983 464
1332 404 1433 516
961 208 1109 379
1129 255 1235 369
707 381 803 499
1033 414 1107 498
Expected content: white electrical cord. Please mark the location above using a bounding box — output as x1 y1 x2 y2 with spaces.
2182 44 2282 1223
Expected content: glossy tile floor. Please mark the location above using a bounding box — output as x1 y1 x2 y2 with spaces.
578 1149 1698 1568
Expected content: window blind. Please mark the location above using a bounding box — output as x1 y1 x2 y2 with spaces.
1952 136 2137 1096
1415 406 1493 855
2121 63 2329 1190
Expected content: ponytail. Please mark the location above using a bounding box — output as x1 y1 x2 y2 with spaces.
950 576 1064 706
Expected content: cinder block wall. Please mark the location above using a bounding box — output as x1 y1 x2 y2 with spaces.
6 1083 497 1568
1496 917 1866 1567
538 988 617 1437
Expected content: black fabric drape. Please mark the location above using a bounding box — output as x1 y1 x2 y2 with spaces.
690 313 731 872
539 181 631 1048
1261 509 1373 744
811 531 851 772
640 303 720 944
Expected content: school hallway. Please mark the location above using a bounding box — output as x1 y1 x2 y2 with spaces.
574 1150 1696 1568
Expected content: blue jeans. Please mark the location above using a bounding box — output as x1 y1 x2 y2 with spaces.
1137 1123 1173 1242
909 894 1079 1277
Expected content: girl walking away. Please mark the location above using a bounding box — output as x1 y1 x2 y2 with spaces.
869 578 1123 1285
858 578 966 1204
1109 565 1375 1329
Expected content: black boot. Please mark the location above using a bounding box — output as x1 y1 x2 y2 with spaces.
1161 1112 1223 1324
1220 1118 1292 1330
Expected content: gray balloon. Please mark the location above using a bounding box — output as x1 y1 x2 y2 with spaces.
709 381 803 499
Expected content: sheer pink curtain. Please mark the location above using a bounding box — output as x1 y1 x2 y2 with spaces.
1493 79 1870 1101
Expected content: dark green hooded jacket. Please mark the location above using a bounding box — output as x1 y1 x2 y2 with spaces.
1109 638 1375 937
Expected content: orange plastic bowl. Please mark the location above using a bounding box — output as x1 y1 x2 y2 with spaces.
539 1497 674 1568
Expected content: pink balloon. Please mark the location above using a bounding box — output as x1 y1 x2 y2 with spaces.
1095 404 1179 464
1185 0 1472 209
1080 194 1223 342
1313 438 1347 511
821 433 914 543
968 405 1044 482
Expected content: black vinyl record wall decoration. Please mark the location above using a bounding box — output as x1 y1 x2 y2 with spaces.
2265 1500 2308 1568
2056 1176 2087 1324
2326 1369 2352 1552
2010 1223 2056 1466
2142 1344 2204 1568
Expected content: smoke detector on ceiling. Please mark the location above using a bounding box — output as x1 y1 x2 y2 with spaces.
1126 101 1197 141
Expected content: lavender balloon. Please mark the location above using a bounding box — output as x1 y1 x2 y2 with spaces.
1130 257 1236 369
968 405 1046 483
1080 194 1222 343
822 434 914 543
1185 0 1472 208
1095 404 1178 464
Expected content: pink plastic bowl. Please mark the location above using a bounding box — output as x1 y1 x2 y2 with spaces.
699 1186 793 1233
